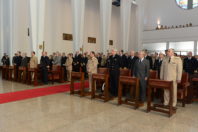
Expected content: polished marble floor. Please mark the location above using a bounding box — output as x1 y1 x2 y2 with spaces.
0 78 198 132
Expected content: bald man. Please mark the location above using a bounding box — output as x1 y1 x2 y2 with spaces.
160 49 182 107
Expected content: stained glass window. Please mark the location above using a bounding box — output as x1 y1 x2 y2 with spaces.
193 0 198 8
176 0 198 9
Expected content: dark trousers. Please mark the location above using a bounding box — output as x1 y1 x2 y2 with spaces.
16 65 19 79
139 78 147 102
42 68 48 84
62 66 67 81
109 69 120 97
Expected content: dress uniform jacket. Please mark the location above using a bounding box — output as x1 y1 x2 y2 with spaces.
160 56 183 107
66 57 73 71
66 56 73 81
30 56 38 69
87 57 98 74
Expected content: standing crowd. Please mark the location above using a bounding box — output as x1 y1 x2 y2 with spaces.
1 49 198 107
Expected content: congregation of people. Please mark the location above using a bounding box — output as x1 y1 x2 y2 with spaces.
1 49 198 107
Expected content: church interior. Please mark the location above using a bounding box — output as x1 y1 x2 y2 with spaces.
0 0 198 132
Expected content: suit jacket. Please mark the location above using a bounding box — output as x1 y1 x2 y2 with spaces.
183 57 197 74
128 56 138 70
53 56 61 65
61 56 67 66
12 56 17 65
107 54 121 70
160 56 182 81
14 56 22 66
21 57 29 67
40 56 50 69
133 58 150 79
87 56 98 74
66 56 73 71
120 54 128 68
153 59 163 71
30 56 38 68
145 56 153 69
1 56 6 65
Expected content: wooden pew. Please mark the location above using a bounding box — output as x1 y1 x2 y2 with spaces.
18 66 27 83
91 68 110 102
149 70 158 79
70 72 87 97
149 70 161 101
8 66 14 81
177 72 190 107
48 65 63 84
2 65 8 79
147 79 176 117
118 68 140 109
2 66 6 79
27 65 39 86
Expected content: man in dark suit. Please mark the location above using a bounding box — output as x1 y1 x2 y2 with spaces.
120 50 128 69
2 55 10 66
21 53 29 67
61 52 67 81
128 50 138 74
1 53 7 65
183 52 197 75
107 49 121 97
40 52 50 84
17 51 23 66
153 53 164 78
14 51 22 79
133 51 150 106
81 53 88 78
96 53 102 68
72 52 81 72
145 51 153 69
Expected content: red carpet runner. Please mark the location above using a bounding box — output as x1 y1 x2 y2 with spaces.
0 82 89 104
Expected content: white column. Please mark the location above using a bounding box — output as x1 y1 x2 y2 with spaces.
29 0 46 60
194 40 197 55
100 0 112 53
9 0 14 61
121 0 132 52
71 0 85 52
0 0 4 59
1 0 14 63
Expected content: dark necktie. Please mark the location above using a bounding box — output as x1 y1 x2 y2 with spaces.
169 58 171 63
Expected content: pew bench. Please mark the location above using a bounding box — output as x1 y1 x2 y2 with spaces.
118 76 140 109
70 72 89 97
91 68 110 102
18 66 27 83
147 79 176 117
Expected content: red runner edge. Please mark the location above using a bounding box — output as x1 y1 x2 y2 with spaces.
0 82 89 104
